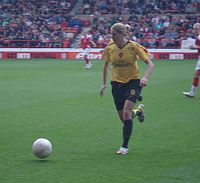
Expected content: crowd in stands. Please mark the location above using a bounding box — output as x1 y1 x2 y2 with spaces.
0 0 80 48
90 13 200 48
81 0 199 15
0 0 200 48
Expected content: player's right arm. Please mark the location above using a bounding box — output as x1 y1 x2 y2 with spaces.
190 44 200 49
190 35 200 49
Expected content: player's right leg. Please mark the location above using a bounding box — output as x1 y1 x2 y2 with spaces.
83 49 92 69
183 60 200 97
182 91 195 97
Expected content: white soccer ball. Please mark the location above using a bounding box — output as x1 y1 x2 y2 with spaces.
32 138 52 159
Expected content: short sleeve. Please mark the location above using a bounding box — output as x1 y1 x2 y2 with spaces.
134 43 150 62
102 47 110 63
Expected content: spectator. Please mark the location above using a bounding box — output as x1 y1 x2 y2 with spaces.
0 0 200 48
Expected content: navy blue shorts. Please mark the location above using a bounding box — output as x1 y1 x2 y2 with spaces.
111 79 142 111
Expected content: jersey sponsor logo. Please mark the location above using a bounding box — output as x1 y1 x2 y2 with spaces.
113 62 132 67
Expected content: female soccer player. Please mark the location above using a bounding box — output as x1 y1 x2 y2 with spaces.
80 32 96 69
183 23 200 98
99 23 154 155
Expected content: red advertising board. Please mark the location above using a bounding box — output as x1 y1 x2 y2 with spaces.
0 48 198 60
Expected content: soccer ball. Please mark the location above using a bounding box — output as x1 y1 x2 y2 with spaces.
32 138 52 159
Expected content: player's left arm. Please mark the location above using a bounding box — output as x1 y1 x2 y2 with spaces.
135 43 154 87
140 59 154 87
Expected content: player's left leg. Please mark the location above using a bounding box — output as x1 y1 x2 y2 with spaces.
116 100 133 155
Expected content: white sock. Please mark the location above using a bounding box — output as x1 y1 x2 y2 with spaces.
191 85 196 94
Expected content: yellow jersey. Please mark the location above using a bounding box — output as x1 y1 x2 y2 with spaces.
103 41 149 83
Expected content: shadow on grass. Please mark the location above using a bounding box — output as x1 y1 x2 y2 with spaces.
29 159 53 164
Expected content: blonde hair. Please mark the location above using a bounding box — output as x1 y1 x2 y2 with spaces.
193 23 200 30
111 23 131 35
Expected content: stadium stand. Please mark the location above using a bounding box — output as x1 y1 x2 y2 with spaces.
0 0 199 48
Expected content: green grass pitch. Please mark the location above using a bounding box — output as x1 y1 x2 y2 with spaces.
0 59 199 183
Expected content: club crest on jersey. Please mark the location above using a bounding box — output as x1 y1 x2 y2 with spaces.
118 53 123 57
130 89 136 96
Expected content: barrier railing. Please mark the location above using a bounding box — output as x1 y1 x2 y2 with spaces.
0 40 72 48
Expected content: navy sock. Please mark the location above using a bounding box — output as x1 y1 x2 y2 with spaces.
122 119 133 148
